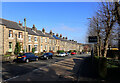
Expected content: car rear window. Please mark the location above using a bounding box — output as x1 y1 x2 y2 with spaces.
44 53 49 55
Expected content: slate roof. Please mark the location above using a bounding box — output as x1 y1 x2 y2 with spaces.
0 18 24 31
25 27 39 36
53 35 60 39
36 30 47 37
44 32 55 39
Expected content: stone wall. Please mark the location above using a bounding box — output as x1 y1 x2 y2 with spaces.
0 25 3 55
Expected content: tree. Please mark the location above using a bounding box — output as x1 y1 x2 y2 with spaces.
32 48 35 53
14 42 21 55
88 1 118 57
115 2 120 51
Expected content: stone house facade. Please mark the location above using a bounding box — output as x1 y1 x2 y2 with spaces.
0 18 83 55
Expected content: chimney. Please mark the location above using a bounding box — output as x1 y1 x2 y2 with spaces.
42 28 45 34
32 24 37 32
19 21 22 27
50 30 52 35
60 34 62 38
56 33 59 37
66 37 67 40
53 33 55 35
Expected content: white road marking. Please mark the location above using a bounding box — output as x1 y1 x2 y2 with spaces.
3 57 83 82
4 75 19 82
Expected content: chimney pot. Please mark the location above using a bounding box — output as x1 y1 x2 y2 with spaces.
60 34 62 37
50 30 52 35
18 21 22 27
32 24 37 32
56 33 59 37
66 37 67 39
42 28 45 33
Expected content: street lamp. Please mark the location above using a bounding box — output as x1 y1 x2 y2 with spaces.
24 18 26 53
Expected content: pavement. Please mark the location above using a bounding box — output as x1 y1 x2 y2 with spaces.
2 54 100 83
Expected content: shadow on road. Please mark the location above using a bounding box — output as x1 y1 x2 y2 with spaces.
2 56 99 83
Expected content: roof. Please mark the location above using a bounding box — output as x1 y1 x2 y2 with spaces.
0 18 24 31
25 27 39 36
44 32 55 39
0 18 80 44
36 30 47 37
53 35 60 39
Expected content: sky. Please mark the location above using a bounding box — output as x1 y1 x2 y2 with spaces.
2 2 99 43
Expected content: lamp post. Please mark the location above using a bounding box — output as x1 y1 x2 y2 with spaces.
24 18 26 53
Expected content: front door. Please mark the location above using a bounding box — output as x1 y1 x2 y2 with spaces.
28 45 31 52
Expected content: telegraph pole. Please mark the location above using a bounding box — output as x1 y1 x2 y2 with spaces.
24 18 26 53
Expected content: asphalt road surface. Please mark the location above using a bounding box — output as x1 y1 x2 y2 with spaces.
2 54 90 82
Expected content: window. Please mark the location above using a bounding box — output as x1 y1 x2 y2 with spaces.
45 38 47 43
54 40 56 44
53 40 54 44
53 47 55 51
41 37 43 43
9 30 13 37
41 44 43 52
18 32 22 38
45 45 47 51
34 37 37 41
34 45 37 51
28 36 31 42
49 46 51 51
49 39 51 44
9 42 12 49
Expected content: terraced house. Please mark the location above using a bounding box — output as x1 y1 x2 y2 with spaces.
0 18 82 55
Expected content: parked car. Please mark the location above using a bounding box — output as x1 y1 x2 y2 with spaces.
66 52 71 56
71 52 76 55
15 53 39 63
40 52 53 60
57 53 66 57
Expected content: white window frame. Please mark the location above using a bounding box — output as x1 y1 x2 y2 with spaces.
9 30 13 37
28 36 31 42
34 45 38 51
41 37 43 43
34 37 37 42
41 44 43 52
45 45 47 51
18 32 22 38
45 38 47 43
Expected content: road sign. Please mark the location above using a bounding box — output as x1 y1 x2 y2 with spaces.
88 36 97 43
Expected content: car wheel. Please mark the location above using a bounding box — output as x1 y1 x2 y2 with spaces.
26 59 29 63
51 56 53 59
46 57 48 60
36 58 39 61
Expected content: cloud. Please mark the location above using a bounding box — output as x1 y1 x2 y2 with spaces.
61 25 75 32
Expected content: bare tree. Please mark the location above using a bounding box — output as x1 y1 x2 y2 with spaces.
88 1 118 57
115 2 120 51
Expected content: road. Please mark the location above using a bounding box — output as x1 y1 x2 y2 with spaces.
2 54 90 82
